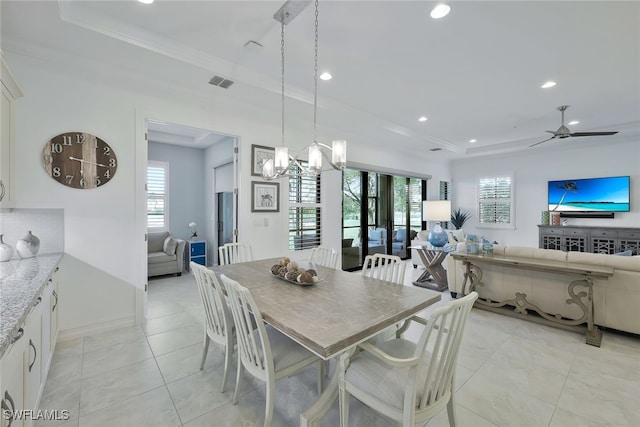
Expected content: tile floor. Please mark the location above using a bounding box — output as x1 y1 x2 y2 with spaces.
36 263 640 427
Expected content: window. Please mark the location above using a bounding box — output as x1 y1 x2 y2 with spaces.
478 174 514 227
147 161 169 230
288 163 321 251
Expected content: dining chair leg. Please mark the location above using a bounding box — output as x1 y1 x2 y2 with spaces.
232 362 243 404
221 344 231 393
264 380 276 427
447 394 457 427
338 383 349 427
200 334 210 370
316 361 325 394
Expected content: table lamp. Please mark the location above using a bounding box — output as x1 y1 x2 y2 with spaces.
423 200 451 248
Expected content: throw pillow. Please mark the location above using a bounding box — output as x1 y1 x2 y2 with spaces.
369 229 382 243
395 229 406 242
613 250 633 256
163 236 178 256
342 238 354 248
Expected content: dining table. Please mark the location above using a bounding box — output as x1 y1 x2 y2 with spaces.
210 257 442 427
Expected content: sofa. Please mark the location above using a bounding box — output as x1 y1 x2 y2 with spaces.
446 244 640 336
148 231 186 277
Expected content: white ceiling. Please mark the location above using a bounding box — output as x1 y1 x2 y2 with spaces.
2 0 639 158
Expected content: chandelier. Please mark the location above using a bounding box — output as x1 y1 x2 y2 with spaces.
261 0 347 180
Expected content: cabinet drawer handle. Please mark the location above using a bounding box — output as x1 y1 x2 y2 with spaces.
34 297 42 307
0 180 5 202
2 390 16 427
10 328 24 344
28 339 37 373
52 290 58 312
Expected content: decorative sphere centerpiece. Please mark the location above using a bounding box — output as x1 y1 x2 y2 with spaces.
16 231 40 259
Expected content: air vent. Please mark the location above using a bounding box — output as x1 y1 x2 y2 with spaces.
429 148 442 152
209 75 234 89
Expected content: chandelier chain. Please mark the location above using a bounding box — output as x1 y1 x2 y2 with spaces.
281 21 286 147
313 0 319 144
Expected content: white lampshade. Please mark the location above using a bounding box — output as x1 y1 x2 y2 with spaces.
274 146 289 173
423 200 451 222
331 139 347 168
309 144 322 171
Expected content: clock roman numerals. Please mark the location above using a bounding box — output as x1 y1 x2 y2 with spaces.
42 132 117 189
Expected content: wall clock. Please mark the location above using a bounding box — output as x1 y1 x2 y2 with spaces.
41 132 117 189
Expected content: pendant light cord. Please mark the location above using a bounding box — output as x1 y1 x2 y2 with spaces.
281 21 286 147
313 0 319 144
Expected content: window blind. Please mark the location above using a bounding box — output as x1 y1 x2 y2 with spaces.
478 176 512 225
147 161 169 229
289 163 321 251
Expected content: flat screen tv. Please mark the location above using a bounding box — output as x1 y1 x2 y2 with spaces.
548 176 630 212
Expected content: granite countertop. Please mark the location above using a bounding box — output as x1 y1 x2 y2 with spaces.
0 253 63 359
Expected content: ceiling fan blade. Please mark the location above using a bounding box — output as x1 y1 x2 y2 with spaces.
529 136 556 147
570 131 619 137
545 130 557 135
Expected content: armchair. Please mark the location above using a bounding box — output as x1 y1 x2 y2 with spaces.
391 228 417 257
148 231 186 277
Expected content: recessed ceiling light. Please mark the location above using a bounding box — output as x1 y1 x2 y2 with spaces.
568 120 580 125
138 0 154 3
430 4 451 19
469 139 477 143
418 116 428 122
541 81 556 89
319 72 332 81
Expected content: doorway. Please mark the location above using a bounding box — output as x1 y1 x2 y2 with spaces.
217 192 234 250
342 169 425 271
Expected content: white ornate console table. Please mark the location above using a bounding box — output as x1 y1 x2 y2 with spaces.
450 253 613 347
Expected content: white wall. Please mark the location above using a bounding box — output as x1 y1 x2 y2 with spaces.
450 139 640 246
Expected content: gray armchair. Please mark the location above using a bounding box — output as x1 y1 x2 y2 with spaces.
148 231 186 277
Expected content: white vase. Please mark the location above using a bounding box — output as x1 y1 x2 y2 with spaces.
16 230 40 259
0 234 13 262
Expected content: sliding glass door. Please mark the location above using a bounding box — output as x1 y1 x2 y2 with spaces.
342 169 425 271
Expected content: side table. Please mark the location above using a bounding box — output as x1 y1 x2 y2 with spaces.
410 246 449 291
187 240 207 270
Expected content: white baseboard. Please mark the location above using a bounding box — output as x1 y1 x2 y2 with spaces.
57 316 137 341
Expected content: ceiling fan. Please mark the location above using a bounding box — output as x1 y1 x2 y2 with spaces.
529 105 619 147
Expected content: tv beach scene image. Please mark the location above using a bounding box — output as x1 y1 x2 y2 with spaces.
548 176 630 212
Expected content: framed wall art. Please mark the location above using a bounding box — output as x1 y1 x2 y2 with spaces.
251 144 275 177
251 181 279 212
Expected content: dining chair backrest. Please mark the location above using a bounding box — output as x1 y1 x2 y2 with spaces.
191 262 232 346
413 291 478 412
220 274 273 380
219 243 253 265
309 246 338 269
361 253 406 284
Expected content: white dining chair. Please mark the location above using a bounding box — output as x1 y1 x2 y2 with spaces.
361 253 407 342
220 274 324 427
190 262 234 392
361 253 406 284
218 243 253 265
338 292 478 427
309 246 338 269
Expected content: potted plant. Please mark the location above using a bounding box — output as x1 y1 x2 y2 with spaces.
450 208 471 230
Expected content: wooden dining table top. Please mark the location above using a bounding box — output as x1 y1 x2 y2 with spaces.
210 258 441 360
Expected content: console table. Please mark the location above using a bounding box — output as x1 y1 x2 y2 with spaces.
450 252 613 347
410 246 448 291
539 225 640 254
